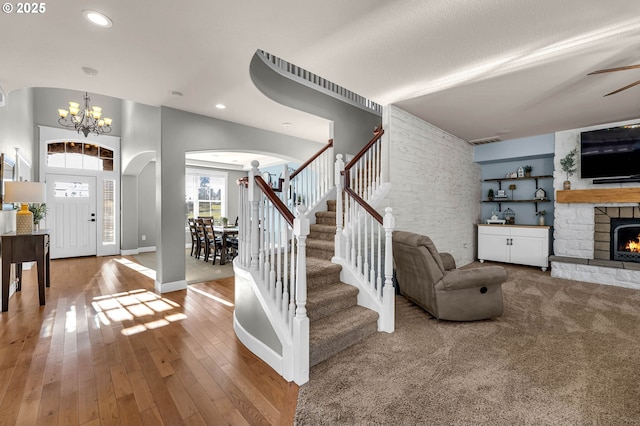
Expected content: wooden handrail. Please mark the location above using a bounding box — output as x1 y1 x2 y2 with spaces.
290 139 333 180
255 175 295 226
344 125 383 171
270 139 334 193
343 170 383 224
340 126 384 224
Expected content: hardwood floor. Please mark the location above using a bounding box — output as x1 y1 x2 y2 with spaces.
0 256 298 425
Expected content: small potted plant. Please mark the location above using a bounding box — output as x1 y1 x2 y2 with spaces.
536 209 546 226
221 216 229 227
560 148 577 190
487 188 494 201
523 165 532 177
29 203 48 231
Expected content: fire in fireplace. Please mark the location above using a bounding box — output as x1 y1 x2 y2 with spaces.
611 218 640 262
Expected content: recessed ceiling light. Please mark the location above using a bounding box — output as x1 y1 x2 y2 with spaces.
215 104 226 109
83 10 113 28
283 122 292 128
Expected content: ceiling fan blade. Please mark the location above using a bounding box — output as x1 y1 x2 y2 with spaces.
604 79 640 96
589 64 640 75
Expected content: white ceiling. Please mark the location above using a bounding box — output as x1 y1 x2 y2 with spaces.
2 0 640 151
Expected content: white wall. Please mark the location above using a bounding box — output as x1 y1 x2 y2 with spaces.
381 105 481 266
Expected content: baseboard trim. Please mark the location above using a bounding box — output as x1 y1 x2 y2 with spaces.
154 279 187 293
121 246 156 256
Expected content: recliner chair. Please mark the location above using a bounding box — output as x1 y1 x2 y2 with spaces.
392 231 507 321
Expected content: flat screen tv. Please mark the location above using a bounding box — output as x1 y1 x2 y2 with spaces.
580 124 640 179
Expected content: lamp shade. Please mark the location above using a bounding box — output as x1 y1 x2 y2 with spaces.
4 181 46 203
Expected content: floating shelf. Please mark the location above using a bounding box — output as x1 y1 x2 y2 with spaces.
484 174 553 182
556 188 640 203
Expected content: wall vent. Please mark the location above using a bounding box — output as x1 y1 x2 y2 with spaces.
468 136 501 145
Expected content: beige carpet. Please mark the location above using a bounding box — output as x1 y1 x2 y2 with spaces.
295 263 640 425
133 249 234 284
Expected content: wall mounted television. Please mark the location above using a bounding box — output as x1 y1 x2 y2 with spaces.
580 124 640 181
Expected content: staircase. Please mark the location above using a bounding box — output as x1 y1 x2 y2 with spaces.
306 199 379 366
233 130 394 385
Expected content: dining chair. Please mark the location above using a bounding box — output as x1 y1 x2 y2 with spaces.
194 218 207 260
203 219 222 264
187 218 199 257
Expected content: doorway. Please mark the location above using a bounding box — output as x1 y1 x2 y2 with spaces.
39 126 121 259
46 174 97 259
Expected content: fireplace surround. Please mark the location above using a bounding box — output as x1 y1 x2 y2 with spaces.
611 218 640 262
594 207 640 262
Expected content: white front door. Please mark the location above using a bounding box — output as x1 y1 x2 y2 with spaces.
46 174 97 259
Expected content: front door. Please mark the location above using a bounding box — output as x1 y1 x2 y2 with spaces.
46 174 97 259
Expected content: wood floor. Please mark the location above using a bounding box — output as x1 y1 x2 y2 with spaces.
0 255 298 425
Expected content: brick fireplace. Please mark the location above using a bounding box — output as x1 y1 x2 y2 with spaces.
594 207 640 262
551 123 640 290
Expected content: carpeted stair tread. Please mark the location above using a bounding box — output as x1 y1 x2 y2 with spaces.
309 305 379 367
307 239 334 251
307 282 359 322
309 224 336 241
315 211 337 226
306 239 335 261
306 257 342 289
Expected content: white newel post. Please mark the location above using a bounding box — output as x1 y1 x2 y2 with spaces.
281 163 290 207
249 161 260 271
293 205 310 385
381 207 395 333
334 154 345 259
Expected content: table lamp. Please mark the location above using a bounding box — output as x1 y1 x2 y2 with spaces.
4 181 46 234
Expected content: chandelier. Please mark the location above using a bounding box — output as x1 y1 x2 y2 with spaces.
58 92 113 137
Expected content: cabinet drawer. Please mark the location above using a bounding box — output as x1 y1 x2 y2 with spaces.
510 227 548 238
478 226 510 236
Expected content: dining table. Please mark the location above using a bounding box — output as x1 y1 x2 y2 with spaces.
213 226 238 265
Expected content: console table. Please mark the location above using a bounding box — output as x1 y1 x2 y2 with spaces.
1 229 50 312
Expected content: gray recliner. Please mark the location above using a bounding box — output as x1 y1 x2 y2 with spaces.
392 231 507 321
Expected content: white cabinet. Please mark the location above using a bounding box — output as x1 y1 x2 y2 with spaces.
478 224 550 271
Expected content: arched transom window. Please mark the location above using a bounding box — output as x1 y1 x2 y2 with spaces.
47 141 114 171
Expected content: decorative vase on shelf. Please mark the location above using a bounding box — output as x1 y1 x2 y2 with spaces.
538 216 545 226
563 180 571 190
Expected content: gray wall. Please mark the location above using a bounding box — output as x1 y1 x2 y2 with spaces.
250 52 381 156
121 174 138 251
0 88 35 179
138 161 157 248
475 133 556 227
156 106 321 286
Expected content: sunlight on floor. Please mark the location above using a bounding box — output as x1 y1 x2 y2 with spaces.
114 258 156 279
101 257 233 336
188 285 234 307
91 288 186 336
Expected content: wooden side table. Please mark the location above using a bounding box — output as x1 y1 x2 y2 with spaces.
1 229 50 312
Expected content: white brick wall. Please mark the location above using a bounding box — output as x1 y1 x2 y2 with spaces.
380 105 480 266
552 122 640 288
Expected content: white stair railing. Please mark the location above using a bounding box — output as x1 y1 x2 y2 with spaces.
347 126 383 202
334 127 395 332
275 140 334 216
236 160 310 384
